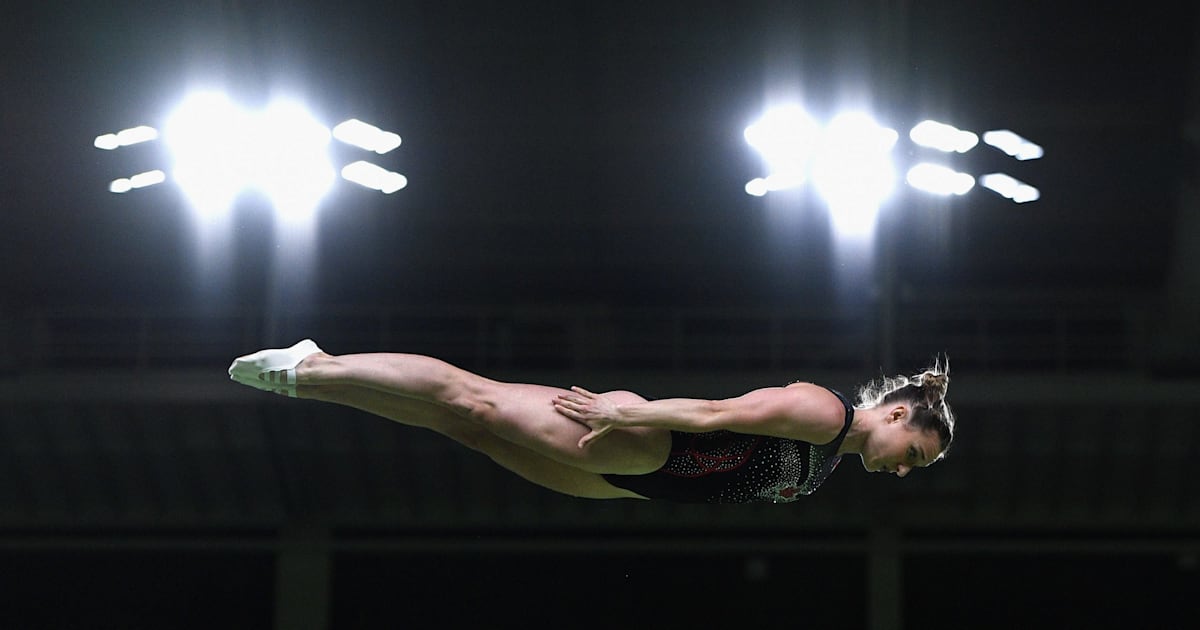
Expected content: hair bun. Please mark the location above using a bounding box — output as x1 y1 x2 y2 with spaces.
917 371 949 406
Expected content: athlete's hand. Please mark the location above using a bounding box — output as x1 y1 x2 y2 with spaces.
553 386 619 449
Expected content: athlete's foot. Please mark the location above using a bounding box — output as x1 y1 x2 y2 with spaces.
228 339 324 397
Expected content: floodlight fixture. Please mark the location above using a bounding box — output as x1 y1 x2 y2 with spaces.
810 112 899 235
743 107 898 203
905 163 975 196
982 129 1043 160
332 119 403 154
160 92 336 220
744 107 900 234
980 172 1040 203
743 104 821 189
109 179 133 194
744 178 768 197
94 125 159 150
341 160 408 194
909 120 978 153
98 91 408 216
108 169 167 194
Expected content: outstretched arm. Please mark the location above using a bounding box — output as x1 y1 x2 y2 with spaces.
553 383 846 449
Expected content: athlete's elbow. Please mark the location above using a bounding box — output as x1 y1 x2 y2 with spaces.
703 399 736 430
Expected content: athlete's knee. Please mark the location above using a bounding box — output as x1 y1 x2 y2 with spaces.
446 377 501 424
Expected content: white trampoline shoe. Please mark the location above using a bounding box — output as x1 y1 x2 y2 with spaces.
228 339 323 397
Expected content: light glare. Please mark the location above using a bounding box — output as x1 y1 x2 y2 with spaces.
116 125 159 146
164 92 245 219
980 172 1040 203
982 129 1043 160
906 163 975 196
341 160 407 194
333 119 403 154
744 178 768 196
811 112 898 234
94 125 159 150
255 100 336 222
909 120 978 153
129 169 166 189
94 134 120 150
163 92 336 220
108 170 167 194
743 105 821 189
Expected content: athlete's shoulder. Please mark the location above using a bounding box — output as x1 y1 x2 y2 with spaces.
782 381 850 443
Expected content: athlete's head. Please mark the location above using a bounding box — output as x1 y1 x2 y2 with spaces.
854 358 955 477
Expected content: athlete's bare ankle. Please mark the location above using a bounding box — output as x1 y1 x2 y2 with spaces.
295 352 340 385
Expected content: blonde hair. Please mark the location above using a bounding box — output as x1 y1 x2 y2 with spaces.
856 356 955 459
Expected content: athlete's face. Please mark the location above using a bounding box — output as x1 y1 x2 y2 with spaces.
862 406 942 478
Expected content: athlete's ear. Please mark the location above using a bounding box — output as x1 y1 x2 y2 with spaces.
888 405 908 424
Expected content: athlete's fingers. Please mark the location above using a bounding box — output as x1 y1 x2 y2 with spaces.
554 397 587 414
554 401 583 419
556 392 584 405
578 425 612 449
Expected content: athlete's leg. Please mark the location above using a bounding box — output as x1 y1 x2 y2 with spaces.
299 383 647 499
293 351 670 475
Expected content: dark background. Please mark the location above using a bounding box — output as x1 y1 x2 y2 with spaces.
1 1 1198 628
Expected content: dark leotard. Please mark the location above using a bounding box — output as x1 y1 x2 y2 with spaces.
601 387 854 504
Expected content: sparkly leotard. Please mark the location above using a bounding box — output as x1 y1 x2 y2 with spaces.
601 386 854 504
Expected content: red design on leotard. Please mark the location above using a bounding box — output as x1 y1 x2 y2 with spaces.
659 435 761 478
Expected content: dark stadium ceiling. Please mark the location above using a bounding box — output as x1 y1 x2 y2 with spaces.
0 1 1194 313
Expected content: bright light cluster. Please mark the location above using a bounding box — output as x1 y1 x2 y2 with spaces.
909 120 978 153
746 107 1044 215
94 125 159 150
905 163 975 196
109 169 166 194
333 119 402 154
982 129 1043 161
163 92 336 221
744 107 899 236
94 91 408 222
342 160 408 194
813 113 900 236
980 173 1040 203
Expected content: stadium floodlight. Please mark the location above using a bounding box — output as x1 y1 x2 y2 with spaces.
811 112 899 236
108 169 167 194
744 107 899 235
745 99 1044 212
161 92 336 221
130 169 166 188
253 99 337 221
905 163 975 196
744 171 807 197
341 160 408 194
980 172 1040 203
162 92 250 218
909 120 978 153
97 91 409 225
982 129 1043 160
94 125 159 150
743 104 822 191
332 119 402 154
744 178 768 197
